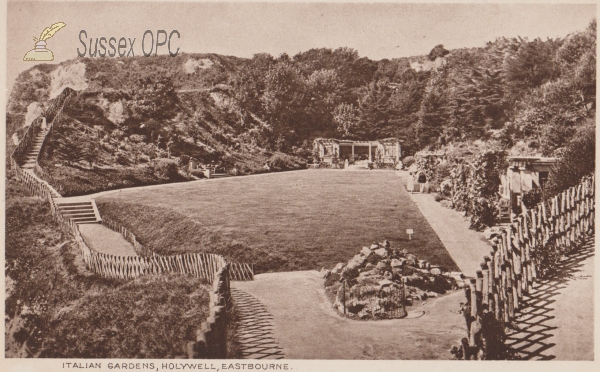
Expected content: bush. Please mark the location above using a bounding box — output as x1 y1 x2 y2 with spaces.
402 156 415 168
433 193 445 202
545 123 595 197
267 153 306 172
153 159 180 180
521 188 542 209
429 162 452 192
190 168 206 178
178 154 191 169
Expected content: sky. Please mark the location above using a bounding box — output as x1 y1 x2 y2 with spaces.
5 2 597 92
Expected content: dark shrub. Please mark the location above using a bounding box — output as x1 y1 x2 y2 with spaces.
545 123 595 197
154 159 180 180
267 153 306 172
521 188 542 209
178 155 191 169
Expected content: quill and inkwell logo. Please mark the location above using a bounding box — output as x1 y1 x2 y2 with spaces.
23 22 66 61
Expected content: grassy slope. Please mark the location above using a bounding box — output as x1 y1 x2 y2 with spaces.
5 172 211 358
97 170 459 272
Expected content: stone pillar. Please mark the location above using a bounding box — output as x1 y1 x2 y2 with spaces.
369 143 372 162
351 143 354 161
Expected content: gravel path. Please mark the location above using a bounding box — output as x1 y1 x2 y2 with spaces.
78 224 137 257
396 171 491 275
232 270 465 359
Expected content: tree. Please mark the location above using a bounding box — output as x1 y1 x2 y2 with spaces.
333 103 359 138
428 44 450 61
504 37 561 100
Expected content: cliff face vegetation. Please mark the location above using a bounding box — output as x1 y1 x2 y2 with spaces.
6 20 595 193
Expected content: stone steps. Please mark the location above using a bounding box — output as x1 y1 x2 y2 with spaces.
18 130 48 168
54 200 102 225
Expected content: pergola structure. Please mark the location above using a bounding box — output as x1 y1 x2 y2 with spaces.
314 138 401 164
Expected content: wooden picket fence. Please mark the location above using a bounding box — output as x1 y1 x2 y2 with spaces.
457 174 595 360
12 159 62 199
228 262 254 281
102 217 254 281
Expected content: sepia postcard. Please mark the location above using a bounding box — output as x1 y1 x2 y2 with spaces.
2 2 598 372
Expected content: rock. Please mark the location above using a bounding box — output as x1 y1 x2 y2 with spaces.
378 279 393 289
361 246 372 257
319 268 331 278
374 248 388 257
405 256 417 266
54 163 63 167
391 258 403 268
381 240 390 249
370 243 380 250
331 262 345 274
402 249 409 255
383 271 393 280
430 267 442 275
365 263 375 271
376 261 388 270
347 254 366 271
418 259 426 268
404 274 424 286
392 267 403 275
425 291 438 298
419 268 430 275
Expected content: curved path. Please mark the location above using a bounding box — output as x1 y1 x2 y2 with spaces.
232 270 465 359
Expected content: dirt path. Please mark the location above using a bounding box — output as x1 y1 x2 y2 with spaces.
396 171 490 275
232 270 465 359
506 235 594 360
78 224 137 257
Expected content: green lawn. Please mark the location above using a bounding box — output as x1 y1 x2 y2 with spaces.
97 170 459 273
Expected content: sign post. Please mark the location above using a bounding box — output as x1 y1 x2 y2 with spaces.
406 228 414 240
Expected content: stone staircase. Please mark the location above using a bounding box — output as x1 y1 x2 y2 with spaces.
20 128 48 170
54 199 102 225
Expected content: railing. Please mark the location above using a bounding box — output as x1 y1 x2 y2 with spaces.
10 117 40 169
102 217 254 281
13 159 62 199
456 175 595 360
228 262 254 281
